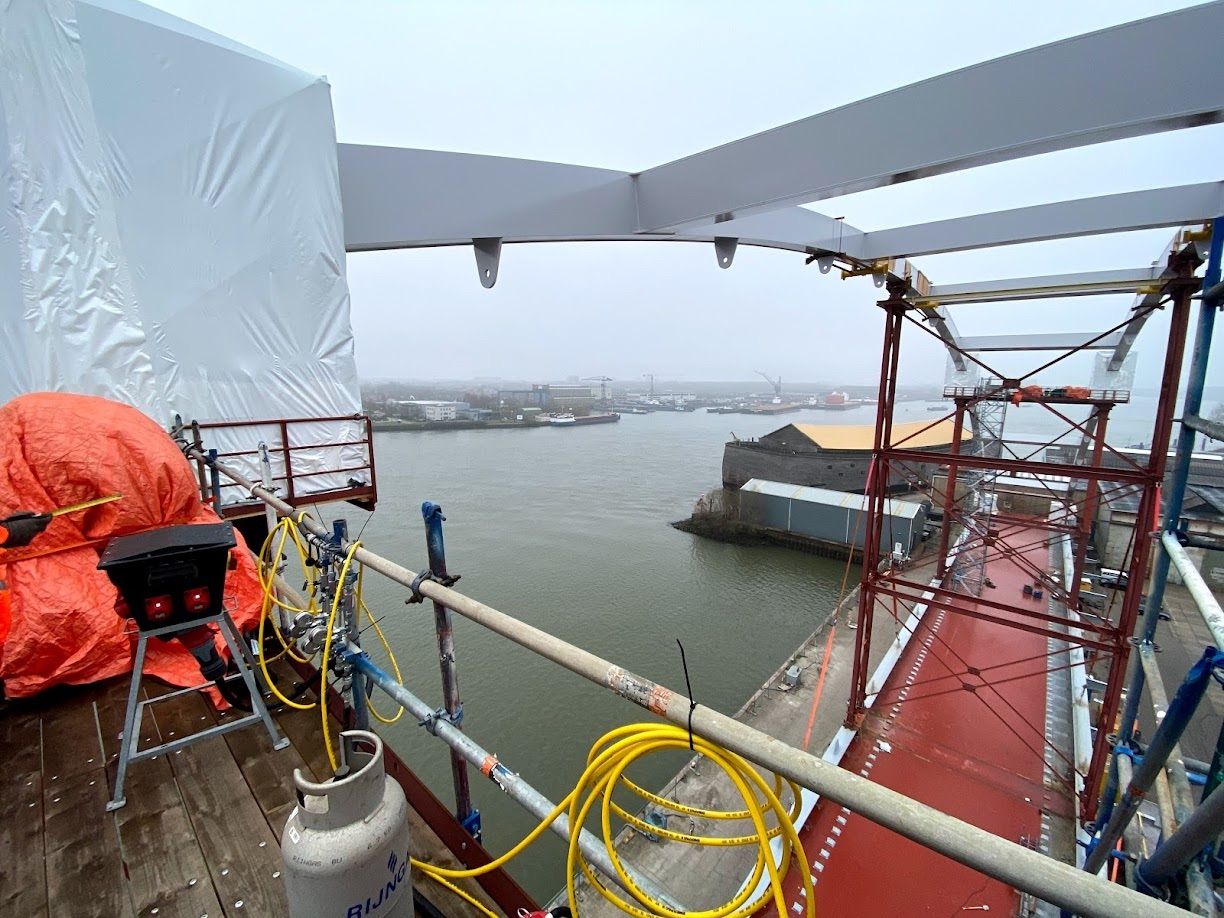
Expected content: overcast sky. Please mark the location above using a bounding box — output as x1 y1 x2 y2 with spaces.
149 0 1224 389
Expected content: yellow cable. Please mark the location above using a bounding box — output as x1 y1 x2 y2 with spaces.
320 539 362 771
416 869 499 918
252 516 406 765
410 722 814 918
256 521 317 710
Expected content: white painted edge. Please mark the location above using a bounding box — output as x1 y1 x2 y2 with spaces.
1058 519 1098 875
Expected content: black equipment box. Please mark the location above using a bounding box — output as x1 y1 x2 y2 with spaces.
99 522 236 631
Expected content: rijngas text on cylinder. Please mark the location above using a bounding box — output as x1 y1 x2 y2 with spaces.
281 731 411 918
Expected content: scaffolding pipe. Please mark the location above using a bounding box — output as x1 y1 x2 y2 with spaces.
1139 646 1199 829
1139 781 1224 890
345 649 687 913
1085 645 1221 875
1162 532 1224 650
1104 228 1221 825
1116 754 1145 890
1137 647 1217 916
420 501 474 828
196 449 1185 918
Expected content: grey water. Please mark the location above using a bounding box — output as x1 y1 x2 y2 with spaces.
345 391 1187 899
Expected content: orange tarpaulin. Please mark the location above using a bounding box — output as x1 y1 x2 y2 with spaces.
0 393 264 697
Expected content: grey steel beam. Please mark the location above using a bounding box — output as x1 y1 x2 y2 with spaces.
1109 238 1202 370
339 145 638 250
914 306 966 370
858 183 1224 260
340 145 1221 265
338 144 854 257
917 267 1164 306
634 5 1224 231
957 332 1125 352
1184 412 1224 442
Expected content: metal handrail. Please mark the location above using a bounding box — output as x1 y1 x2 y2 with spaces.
193 446 1186 918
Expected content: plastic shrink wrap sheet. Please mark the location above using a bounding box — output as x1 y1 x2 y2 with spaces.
0 0 365 502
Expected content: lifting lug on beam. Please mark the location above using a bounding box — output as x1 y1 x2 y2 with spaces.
714 236 738 269
473 237 502 288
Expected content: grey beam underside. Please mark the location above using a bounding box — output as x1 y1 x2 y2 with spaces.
917 267 1164 306
633 3 1224 231
855 183 1224 260
1108 238 1200 370
957 332 1125 352
338 144 867 257
340 146 1217 266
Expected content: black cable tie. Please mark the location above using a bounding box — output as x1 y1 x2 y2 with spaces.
676 638 698 751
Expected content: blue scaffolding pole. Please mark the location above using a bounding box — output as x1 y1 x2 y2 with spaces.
1092 217 1223 844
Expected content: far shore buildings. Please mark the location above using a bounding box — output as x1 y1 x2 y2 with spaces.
722 420 973 493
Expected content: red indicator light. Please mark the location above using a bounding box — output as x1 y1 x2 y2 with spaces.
144 594 173 623
183 587 211 614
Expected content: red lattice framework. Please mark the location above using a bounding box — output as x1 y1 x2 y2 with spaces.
846 247 1203 822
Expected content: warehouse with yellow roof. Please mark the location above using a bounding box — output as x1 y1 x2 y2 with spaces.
721 419 974 492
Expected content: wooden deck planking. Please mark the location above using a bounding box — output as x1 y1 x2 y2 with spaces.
39 684 133 918
2 666 508 918
95 679 224 918
212 660 320 840
150 687 290 915
0 710 48 918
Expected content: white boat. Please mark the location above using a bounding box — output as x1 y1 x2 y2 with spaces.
549 414 577 426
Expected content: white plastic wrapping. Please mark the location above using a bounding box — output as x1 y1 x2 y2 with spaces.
0 0 364 501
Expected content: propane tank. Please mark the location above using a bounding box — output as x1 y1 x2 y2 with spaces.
282 730 411 918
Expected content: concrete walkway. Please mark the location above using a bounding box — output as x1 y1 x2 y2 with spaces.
565 554 936 916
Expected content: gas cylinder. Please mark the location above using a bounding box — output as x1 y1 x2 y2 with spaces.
282 730 412 918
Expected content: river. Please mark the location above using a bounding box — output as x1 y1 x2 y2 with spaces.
346 391 1187 899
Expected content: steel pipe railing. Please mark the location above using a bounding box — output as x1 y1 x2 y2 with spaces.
1140 780 1224 890
1085 646 1221 876
345 649 687 912
1115 754 1145 889
1137 647 1217 915
1162 532 1224 651
195 447 1187 918
1101 225 1221 834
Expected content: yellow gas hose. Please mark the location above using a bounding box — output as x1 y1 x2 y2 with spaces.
254 517 404 770
413 722 814 918
253 518 810 916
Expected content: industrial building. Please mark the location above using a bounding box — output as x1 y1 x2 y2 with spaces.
497 384 595 412
722 419 973 491
1095 484 1224 584
387 399 466 421
737 479 929 560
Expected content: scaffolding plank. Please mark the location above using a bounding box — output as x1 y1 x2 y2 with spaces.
211 668 316 840
149 687 290 916
95 680 224 918
0 711 47 917
39 687 132 918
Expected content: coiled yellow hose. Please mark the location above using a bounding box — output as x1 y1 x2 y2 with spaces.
413 722 814 918
252 519 810 916
253 516 404 770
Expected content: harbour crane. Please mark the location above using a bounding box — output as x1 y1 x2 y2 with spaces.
755 370 782 402
583 375 613 407
643 373 655 397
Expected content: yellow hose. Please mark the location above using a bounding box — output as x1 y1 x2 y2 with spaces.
411 722 814 918
320 540 362 771
251 520 804 915
252 517 404 765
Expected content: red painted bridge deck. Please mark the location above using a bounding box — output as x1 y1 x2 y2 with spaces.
765 522 1077 916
